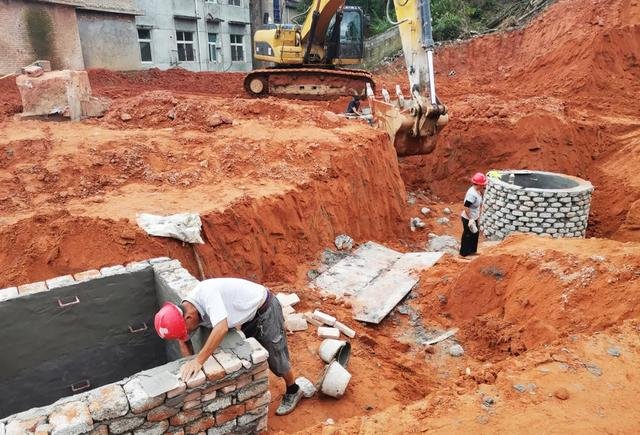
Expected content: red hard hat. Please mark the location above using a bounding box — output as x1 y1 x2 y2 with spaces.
471 172 488 186
154 302 188 341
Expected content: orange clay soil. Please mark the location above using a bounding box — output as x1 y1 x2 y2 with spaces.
0 0 639 432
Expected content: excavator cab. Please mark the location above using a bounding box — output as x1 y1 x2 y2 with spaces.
325 6 364 63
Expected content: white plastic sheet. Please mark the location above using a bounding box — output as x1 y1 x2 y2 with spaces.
136 213 204 244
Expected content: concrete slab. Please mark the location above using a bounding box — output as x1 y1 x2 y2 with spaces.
313 242 443 324
137 370 181 398
312 242 401 298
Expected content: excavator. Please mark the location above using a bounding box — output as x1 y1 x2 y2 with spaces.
244 0 449 157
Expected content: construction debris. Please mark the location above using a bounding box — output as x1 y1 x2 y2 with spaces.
318 327 341 339
334 234 354 251
276 292 301 307
313 310 337 326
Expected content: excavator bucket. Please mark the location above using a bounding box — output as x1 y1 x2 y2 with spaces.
371 97 449 157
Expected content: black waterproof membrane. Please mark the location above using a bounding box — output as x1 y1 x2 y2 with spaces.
0 269 166 418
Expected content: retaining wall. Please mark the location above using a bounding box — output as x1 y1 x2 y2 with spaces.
363 26 402 69
0 258 270 434
481 170 593 240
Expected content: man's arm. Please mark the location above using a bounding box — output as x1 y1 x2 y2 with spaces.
179 318 229 381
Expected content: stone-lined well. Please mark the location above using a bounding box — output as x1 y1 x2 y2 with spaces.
0 259 269 434
481 170 594 240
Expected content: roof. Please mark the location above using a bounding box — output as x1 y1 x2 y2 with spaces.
34 0 141 15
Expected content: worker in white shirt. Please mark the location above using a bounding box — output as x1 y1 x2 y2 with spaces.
460 172 487 256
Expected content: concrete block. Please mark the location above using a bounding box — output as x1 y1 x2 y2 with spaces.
275 292 300 307
17 281 48 295
203 395 233 413
99 265 127 276
282 305 295 315
45 275 76 289
49 402 93 435
167 382 187 398
312 310 336 326
334 321 356 338
87 384 129 421
0 287 19 302
285 314 308 332
214 351 243 374
123 378 165 414
318 327 341 339
152 259 182 273
148 257 171 264
185 370 206 388
73 269 101 282
303 312 324 327
108 417 145 434
251 348 269 364
203 356 226 381
126 260 151 272
23 65 44 77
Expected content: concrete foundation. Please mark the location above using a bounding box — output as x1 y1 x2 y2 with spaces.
0 258 269 433
482 170 594 240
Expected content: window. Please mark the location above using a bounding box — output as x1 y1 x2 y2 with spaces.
228 0 241 6
138 28 152 62
208 33 217 62
176 31 195 62
230 34 244 61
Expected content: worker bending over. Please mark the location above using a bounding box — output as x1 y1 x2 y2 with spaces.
154 278 303 415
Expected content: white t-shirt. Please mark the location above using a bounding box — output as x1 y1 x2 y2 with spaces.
461 186 483 220
183 278 267 328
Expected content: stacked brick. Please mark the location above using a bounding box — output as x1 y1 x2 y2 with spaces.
0 343 269 435
481 171 593 240
0 258 271 434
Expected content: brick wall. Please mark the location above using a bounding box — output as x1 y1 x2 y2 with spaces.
481 170 593 240
0 258 270 434
0 0 85 75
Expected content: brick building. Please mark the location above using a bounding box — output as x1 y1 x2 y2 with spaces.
0 0 141 75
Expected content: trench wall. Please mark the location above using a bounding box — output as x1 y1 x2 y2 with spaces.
481 170 594 240
0 258 270 434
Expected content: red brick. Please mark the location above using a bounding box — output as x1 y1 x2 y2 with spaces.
182 400 201 411
249 362 268 376
215 404 245 425
184 391 201 402
244 391 271 412
236 377 251 389
169 409 203 426
147 405 180 422
184 415 216 434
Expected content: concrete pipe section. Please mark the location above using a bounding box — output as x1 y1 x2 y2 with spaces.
481 170 594 240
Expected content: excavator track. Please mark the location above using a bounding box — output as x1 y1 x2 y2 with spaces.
244 67 375 99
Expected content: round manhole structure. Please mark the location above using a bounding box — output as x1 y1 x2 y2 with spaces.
481 170 594 240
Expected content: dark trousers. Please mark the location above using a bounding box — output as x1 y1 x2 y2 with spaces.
460 216 479 256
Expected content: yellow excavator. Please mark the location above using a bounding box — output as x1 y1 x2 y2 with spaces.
244 0 448 156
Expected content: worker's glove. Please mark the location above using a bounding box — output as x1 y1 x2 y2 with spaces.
468 219 478 234
179 357 204 382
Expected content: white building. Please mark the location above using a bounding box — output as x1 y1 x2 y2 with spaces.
134 0 252 72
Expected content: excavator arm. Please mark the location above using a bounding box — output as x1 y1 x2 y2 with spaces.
371 0 449 156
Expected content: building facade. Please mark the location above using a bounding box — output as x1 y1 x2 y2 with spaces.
134 0 253 72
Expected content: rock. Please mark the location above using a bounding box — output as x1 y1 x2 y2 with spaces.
295 376 317 398
584 362 603 377
166 109 176 120
513 384 527 393
421 207 431 215
23 65 44 77
49 402 93 435
437 294 448 304
334 234 354 250
554 387 570 400
307 269 320 280
607 347 621 357
407 193 417 205
199 159 209 168
449 344 465 357
427 234 459 254
410 217 426 231
443 208 452 215
120 113 132 121
324 418 335 426
482 396 495 407
436 217 450 225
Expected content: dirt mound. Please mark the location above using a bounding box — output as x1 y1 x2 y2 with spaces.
88 68 245 98
377 0 640 239
413 234 640 361
0 74 21 121
0 211 198 288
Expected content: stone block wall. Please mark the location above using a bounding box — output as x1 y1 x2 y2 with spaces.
0 258 270 434
481 170 593 240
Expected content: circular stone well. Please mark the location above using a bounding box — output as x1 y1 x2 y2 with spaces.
481 170 594 240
